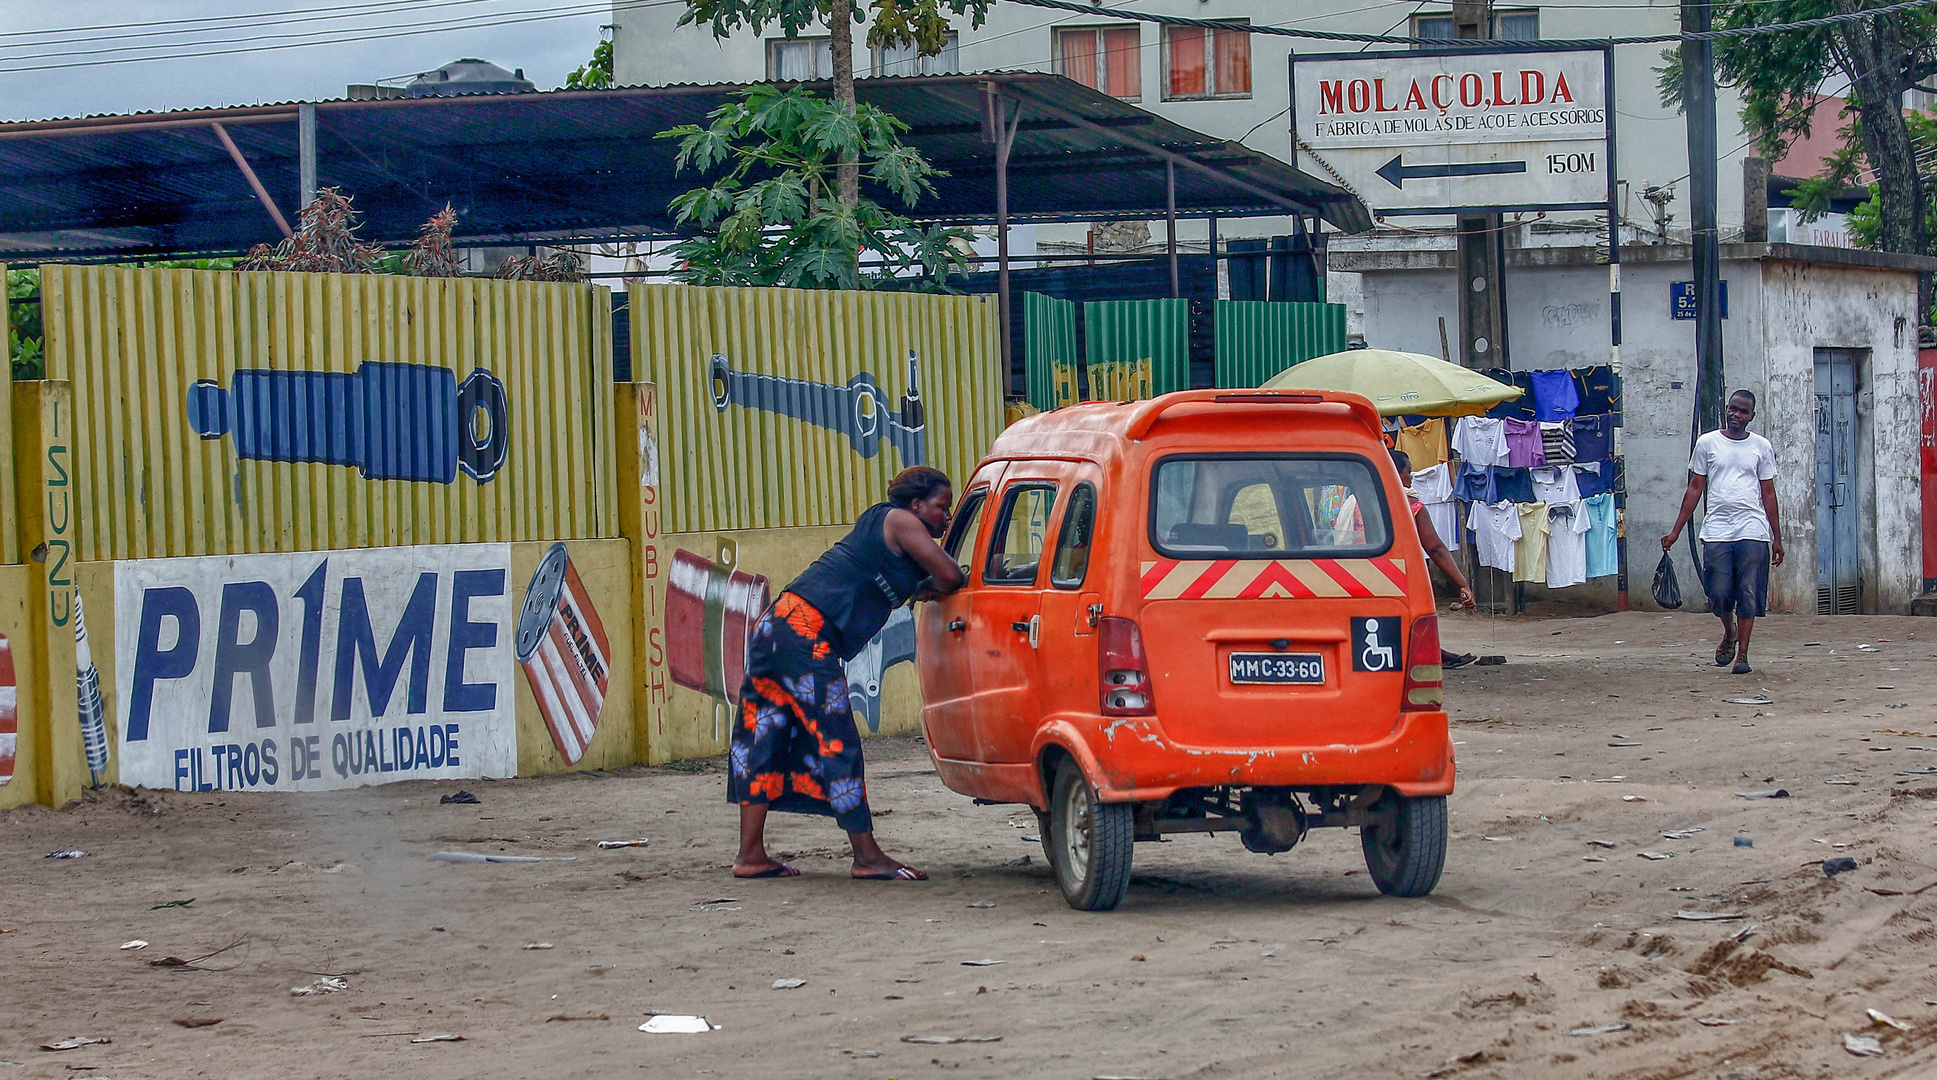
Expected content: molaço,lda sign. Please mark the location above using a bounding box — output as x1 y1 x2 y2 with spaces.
1292 46 1609 215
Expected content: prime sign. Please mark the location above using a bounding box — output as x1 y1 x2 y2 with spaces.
1293 47 1611 215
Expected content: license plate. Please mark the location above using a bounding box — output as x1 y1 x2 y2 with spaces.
1228 652 1325 685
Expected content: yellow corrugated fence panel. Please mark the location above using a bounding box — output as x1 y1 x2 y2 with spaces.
43 266 616 561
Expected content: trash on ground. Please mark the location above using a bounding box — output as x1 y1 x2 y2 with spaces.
967 901 996 908
545 1014 609 1022
1582 856 1608 862
150 898 195 909
439 791 480 804
961 959 1006 966
1637 851 1675 861
1674 911 1744 921
522 942 554 950
1723 697 1773 706
1899 767 1937 775
1586 839 1617 848
43 849 86 859
410 1034 466 1043
1825 779 1857 785
694 898 740 911
1733 836 1753 847
173 1018 222 1028
1622 795 1648 802
1661 828 1705 839
1020 835 1040 843
1474 655 1506 666
1006 856 1031 867
1867 1009 1910 1031
639 1015 713 1034
1735 789 1789 799
1843 1033 1884 1057
1568 1023 1631 1036
428 851 575 863
771 978 806 990
1824 857 1859 877
1693 1017 1737 1026
118 940 147 950
290 976 348 996
596 839 650 849
1260 944 1282 957
38 1038 110 1051
901 1035 1003 1044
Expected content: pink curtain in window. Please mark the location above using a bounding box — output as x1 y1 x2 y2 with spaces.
1060 29 1098 90
1214 28 1250 95
1104 27 1140 98
1168 28 1206 97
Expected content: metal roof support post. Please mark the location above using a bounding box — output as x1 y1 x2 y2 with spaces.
987 84 1022 387
298 103 317 213
1166 159 1179 298
210 122 292 239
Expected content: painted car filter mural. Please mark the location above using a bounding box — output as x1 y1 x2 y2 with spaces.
515 543 613 765
0 634 15 788
114 544 519 792
73 593 109 786
710 351 926 465
187 363 510 484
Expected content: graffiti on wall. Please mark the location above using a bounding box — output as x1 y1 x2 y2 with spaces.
666 539 915 734
710 351 927 465
187 363 511 484
0 634 14 787
114 544 520 792
515 543 613 765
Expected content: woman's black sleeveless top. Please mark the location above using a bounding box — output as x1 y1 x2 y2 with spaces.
784 502 924 660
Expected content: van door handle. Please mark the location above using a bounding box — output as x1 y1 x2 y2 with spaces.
947 619 966 633
1011 621 1031 633
1028 615 1040 650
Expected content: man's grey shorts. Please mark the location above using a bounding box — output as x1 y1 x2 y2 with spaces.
1702 539 1770 618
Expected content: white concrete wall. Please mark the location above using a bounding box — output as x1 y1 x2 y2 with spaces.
609 0 1753 244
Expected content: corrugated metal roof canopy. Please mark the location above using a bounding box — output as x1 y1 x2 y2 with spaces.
0 72 1368 260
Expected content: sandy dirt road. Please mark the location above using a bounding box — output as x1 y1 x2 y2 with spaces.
4 610 1937 1080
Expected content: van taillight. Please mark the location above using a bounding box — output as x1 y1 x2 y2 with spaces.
1098 617 1154 716
1403 615 1444 711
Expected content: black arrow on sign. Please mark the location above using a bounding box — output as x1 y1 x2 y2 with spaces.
1375 154 1527 190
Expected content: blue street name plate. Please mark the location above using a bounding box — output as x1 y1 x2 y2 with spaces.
1670 280 1729 320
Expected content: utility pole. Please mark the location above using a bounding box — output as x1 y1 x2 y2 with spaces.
1453 0 1507 372
1682 0 1724 432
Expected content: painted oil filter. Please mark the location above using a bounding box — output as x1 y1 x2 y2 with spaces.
0 633 15 789
666 540 770 706
73 593 108 785
515 543 613 764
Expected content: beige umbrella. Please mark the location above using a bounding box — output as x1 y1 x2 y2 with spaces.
1261 349 1522 417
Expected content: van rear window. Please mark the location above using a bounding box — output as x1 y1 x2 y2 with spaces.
1149 454 1393 559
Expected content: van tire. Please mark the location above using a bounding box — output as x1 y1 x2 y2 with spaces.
1049 758 1134 911
1360 793 1446 898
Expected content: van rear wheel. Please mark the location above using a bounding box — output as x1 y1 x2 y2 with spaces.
1049 758 1133 911
1360 792 1446 897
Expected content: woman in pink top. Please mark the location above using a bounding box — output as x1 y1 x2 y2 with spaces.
1392 450 1478 667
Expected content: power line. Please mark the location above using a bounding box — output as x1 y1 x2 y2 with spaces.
0 0 527 51
0 0 507 39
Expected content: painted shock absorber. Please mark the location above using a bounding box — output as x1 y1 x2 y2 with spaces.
186 362 510 483
665 540 770 708
73 593 109 786
709 351 927 465
515 543 613 765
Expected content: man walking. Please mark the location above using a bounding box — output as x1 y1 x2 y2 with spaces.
1661 390 1783 674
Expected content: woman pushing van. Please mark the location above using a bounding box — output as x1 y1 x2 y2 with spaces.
1390 450 1478 667
728 466 966 881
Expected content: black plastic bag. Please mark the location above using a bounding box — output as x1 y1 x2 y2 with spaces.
1652 552 1683 610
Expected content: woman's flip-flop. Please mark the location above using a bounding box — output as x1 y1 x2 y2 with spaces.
854 866 927 881
733 863 800 879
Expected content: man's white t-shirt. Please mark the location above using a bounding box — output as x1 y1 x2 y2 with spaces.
1691 430 1778 542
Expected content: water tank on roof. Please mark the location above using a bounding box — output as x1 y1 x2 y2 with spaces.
404 58 535 98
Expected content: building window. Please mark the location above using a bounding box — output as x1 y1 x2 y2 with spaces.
1055 25 1141 101
1412 9 1539 47
875 32 959 76
767 36 833 81
1163 23 1250 99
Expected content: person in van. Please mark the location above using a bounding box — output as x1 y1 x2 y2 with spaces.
728 466 966 881
1391 449 1478 667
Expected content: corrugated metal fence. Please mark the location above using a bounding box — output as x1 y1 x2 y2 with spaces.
1084 299 1188 399
44 266 617 561
1022 292 1077 412
1213 300 1347 388
631 284 1003 534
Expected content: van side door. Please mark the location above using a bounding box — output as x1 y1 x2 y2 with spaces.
916 465 1002 762
967 466 1062 763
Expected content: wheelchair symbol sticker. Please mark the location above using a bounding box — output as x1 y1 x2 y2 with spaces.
1353 617 1402 673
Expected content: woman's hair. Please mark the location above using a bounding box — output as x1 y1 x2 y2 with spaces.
1388 448 1412 475
888 465 952 507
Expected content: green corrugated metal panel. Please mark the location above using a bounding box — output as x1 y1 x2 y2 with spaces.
630 284 1004 535
1082 298 1188 399
1213 301 1348 388
1022 292 1077 411
43 266 617 562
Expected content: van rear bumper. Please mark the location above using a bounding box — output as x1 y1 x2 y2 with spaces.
928 712 1455 808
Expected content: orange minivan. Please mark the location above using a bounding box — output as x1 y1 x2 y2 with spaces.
916 389 1454 910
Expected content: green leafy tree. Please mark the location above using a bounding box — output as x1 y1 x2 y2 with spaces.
678 0 991 208
8 266 41 380
565 37 614 89
660 85 969 289
1659 1 1937 310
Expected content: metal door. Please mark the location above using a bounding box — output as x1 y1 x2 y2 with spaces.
1814 350 1861 614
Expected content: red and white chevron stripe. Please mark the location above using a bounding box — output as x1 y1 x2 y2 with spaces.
1139 557 1409 600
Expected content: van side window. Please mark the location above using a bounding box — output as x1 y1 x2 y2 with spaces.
944 491 988 577
1051 483 1098 588
1150 455 1391 558
985 484 1057 585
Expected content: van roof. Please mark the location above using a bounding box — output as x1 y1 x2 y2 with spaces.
989 389 1384 461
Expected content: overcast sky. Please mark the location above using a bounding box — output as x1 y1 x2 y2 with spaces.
0 0 616 122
